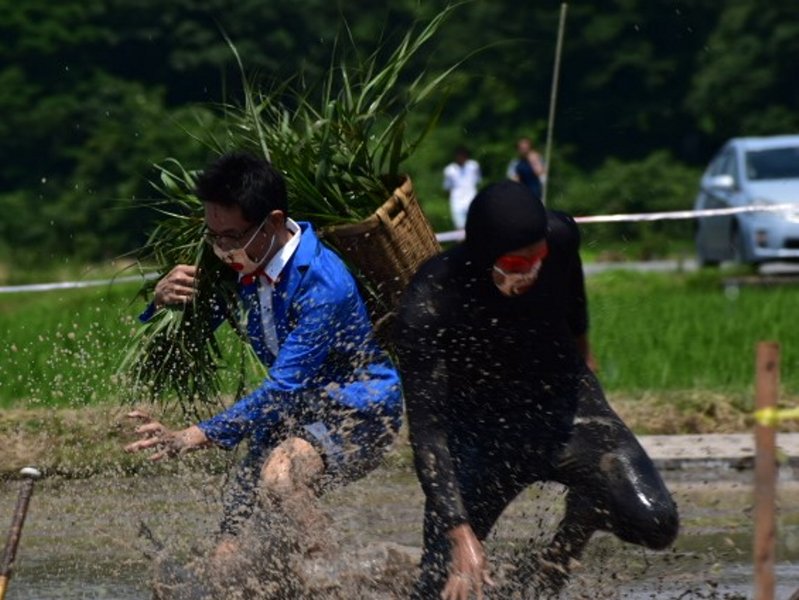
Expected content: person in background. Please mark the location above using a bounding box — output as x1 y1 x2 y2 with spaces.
125 151 403 566
443 146 482 229
394 180 678 599
508 136 547 202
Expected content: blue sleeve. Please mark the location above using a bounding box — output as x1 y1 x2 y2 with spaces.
139 302 158 323
197 285 344 449
138 295 228 328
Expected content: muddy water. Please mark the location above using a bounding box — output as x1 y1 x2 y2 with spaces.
2 464 799 599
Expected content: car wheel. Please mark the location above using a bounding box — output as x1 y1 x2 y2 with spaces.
730 227 756 270
698 255 720 268
696 230 719 268
731 227 745 263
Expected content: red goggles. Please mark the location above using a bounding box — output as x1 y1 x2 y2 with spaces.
494 244 549 274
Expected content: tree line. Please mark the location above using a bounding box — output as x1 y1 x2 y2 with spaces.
1 0 797 266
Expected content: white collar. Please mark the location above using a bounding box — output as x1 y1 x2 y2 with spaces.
237 218 301 285
262 218 301 284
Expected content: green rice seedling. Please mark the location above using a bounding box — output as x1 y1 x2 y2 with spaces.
0 284 137 408
118 162 263 418
218 5 462 226
588 270 799 395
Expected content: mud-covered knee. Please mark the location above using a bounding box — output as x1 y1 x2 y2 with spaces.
643 503 679 550
260 446 294 498
615 498 679 550
599 451 679 549
260 438 323 499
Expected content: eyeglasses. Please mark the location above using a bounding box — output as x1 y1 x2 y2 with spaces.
204 216 268 251
494 244 549 274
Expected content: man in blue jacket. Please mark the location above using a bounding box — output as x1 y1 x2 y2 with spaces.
125 151 403 564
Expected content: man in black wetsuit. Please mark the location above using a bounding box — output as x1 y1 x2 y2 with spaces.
394 181 679 599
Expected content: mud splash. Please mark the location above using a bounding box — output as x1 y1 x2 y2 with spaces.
2 467 799 599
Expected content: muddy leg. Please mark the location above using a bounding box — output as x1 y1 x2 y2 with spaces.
514 491 596 597
259 436 329 556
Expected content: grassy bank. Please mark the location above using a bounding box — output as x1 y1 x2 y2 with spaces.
0 393 782 479
0 405 242 479
0 278 248 410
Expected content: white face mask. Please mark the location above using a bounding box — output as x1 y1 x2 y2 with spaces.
493 261 543 296
212 220 275 276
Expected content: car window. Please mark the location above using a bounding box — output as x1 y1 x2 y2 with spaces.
709 150 734 177
708 151 730 177
727 151 740 185
711 151 733 178
745 146 799 180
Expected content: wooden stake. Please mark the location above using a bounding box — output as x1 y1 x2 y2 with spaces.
0 467 41 600
754 341 779 600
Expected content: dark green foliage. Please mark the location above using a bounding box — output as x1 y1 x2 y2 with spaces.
216 5 461 226
555 151 702 258
2 1 798 264
686 2 799 141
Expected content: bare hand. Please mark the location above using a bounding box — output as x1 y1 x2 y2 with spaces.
441 524 494 600
124 410 210 461
586 352 600 374
154 265 198 308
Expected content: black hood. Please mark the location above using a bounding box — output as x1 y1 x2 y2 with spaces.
464 180 548 267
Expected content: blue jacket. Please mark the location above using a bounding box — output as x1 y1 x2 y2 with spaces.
144 222 403 449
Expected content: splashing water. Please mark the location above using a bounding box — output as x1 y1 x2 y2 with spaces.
3 464 799 599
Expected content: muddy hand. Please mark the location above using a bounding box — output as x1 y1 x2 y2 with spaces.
154 264 198 308
124 410 171 459
442 525 495 600
441 570 494 600
125 412 210 461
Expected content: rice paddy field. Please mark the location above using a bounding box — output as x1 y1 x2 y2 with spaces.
3 265 799 599
2 266 798 411
3 264 799 477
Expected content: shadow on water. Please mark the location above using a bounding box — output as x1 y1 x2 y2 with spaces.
2 464 799 599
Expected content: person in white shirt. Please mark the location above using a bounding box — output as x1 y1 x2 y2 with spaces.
443 146 481 229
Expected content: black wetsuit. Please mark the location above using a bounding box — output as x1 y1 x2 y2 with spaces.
394 182 679 597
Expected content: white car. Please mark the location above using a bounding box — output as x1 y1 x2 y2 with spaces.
694 135 799 266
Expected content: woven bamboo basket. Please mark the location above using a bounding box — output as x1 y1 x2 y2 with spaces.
322 176 441 322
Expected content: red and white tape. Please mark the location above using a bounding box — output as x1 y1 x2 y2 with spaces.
434 203 796 243
0 273 157 294
2 204 796 293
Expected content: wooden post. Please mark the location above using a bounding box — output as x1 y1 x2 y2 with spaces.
754 341 779 600
0 467 41 600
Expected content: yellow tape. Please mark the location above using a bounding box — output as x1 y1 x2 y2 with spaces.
755 407 799 427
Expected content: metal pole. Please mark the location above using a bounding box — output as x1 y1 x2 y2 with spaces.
0 467 41 600
541 2 568 207
754 342 779 600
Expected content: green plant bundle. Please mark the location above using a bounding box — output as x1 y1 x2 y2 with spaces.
215 4 461 226
119 161 260 418
120 7 462 415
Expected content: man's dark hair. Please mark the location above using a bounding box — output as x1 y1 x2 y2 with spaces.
195 151 288 223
